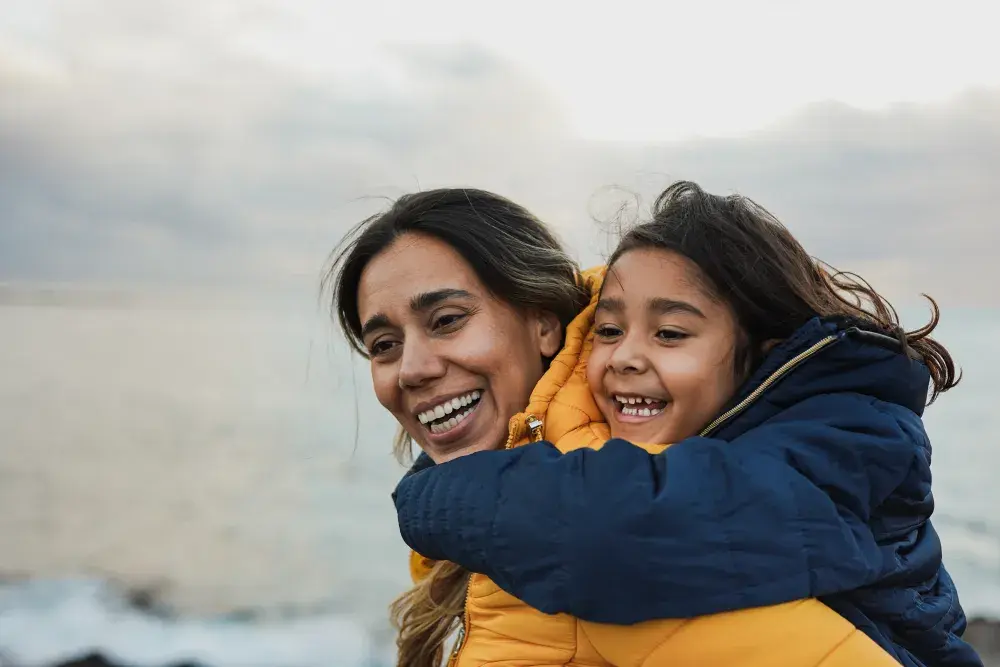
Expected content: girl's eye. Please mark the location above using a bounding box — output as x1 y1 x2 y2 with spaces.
656 329 688 342
594 324 623 339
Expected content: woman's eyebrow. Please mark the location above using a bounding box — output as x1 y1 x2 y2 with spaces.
409 288 474 312
361 289 475 340
360 313 391 340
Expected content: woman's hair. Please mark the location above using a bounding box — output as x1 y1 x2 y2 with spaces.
609 180 958 402
325 187 588 667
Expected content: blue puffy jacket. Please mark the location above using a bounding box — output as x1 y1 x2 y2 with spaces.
393 317 982 667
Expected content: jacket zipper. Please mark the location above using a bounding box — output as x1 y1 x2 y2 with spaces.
447 587 471 667
450 414 544 666
699 334 839 437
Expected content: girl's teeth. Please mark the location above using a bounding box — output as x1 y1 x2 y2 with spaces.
620 406 664 417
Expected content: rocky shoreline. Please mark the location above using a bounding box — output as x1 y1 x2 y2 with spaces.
967 617 1000 666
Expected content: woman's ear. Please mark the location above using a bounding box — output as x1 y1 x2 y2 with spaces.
535 310 563 358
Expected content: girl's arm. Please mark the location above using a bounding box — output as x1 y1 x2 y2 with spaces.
392 392 928 624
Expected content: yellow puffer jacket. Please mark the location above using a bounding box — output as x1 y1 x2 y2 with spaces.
410 267 897 667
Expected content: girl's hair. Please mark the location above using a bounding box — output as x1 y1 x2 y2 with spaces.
609 180 958 402
324 187 588 667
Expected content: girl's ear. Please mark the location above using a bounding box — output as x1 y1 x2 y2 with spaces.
761 338 783 355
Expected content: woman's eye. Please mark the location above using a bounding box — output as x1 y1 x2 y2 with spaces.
369 339 400 357
433 312 466 330
656 329 688 342
594 324 622 339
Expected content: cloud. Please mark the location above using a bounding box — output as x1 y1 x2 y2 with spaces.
0 0 996 307
0 1 575 287
595 92 999 305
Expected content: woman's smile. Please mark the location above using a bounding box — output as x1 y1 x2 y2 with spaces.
414 389 483 433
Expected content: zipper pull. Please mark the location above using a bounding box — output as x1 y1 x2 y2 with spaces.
504 413 544 448
448 624 466 665
527 415 544 442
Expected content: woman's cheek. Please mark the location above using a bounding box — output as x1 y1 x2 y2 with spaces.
370 364 399 412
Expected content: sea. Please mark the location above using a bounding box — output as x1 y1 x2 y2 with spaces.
0 288 997 667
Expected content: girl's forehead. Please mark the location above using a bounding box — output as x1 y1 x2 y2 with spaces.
605 248 710 299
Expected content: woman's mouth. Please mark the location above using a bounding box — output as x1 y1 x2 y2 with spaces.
613 394 667 419
417 390 483 435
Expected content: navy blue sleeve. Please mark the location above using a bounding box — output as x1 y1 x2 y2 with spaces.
392 393 921 624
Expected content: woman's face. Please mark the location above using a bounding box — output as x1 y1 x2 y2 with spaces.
357 233 563 463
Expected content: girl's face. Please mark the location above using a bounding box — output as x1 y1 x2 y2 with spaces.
587 248 743 444
357 233 563 463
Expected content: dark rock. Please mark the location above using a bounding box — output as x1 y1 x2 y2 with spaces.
50 653 208 667
122 581 175 619
52 654 117 667
967 617 1000 666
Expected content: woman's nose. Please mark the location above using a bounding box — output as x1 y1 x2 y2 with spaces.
397 336 447 389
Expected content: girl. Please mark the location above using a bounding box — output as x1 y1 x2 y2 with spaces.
393 181 981 666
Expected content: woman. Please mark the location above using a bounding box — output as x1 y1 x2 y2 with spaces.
328 187 586 666
327 187 896 667
388 183 980 667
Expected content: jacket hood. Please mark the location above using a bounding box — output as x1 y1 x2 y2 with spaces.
518 265 609 449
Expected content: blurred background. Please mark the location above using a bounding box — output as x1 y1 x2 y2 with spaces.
1 1 997 665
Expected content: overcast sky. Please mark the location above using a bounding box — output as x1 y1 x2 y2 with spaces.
1 0 997 306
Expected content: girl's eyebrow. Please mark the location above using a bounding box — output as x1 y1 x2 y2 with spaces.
648 297 705 318
595 296 705 318
595 296 625 314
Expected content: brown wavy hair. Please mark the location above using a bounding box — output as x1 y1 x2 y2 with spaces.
324 188 588 666
609 180 959 401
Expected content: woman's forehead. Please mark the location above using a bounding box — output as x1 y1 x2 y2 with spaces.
357 233 484 319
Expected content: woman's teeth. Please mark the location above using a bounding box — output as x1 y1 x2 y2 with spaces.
615 394 665 417
418 391 482 434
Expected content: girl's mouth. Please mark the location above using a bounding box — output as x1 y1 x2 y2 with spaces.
613 394 668 418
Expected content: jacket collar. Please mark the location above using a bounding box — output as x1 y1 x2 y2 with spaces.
713 316 930 439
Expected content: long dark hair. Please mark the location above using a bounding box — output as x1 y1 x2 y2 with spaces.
609 181 958 402
329 188 586 358
323 187 588 667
